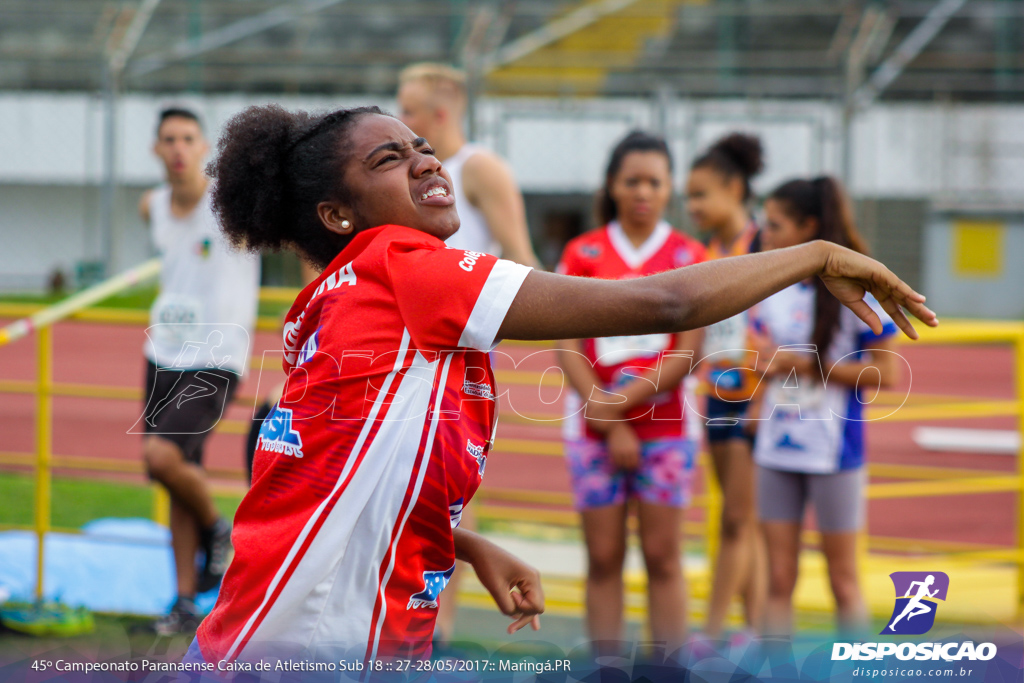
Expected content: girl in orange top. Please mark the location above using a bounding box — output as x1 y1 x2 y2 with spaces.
685 133 767 641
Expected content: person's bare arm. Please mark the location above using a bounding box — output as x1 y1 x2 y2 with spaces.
453 527 543 633
498 241 936 343
462 152 540 268
138 190 153 222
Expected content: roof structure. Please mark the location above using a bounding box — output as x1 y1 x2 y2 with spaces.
0 0 1018 101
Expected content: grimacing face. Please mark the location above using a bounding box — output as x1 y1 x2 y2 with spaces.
154 116 208 181
336 114 460 241
684 165 744 233
609 151 672 228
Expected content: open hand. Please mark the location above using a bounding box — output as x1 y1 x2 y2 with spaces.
818 242 938 340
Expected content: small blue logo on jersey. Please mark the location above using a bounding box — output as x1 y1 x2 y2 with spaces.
775 433 806 451
297 327 320 366
449 497 464 528
257 406 304 458
467 439 486 476
883 572 949 635
407 564 456 609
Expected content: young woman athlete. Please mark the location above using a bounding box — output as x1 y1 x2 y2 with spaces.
557 131 706 653
685 133 767 639
755 176 899 636
190 105 934 664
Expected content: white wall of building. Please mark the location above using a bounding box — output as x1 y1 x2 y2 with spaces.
0 92 1022 290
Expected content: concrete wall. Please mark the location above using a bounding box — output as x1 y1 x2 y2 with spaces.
1 92 1022 305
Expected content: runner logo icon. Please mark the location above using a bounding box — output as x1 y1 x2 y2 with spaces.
882 571 949 635
407 564 456 609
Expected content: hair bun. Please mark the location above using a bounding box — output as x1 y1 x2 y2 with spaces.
711 133 764 180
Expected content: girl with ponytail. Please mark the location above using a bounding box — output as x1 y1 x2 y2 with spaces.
190 105 932 665
754 176 901 636
685 133 767 641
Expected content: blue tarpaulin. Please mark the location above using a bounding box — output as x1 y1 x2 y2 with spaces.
0 518 218 615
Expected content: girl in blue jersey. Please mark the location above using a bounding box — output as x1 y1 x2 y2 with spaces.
754 176 901 636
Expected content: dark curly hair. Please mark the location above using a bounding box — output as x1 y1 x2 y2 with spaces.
769 175 868 353
596 130 673 226
206 104 384 269
691 132 764 201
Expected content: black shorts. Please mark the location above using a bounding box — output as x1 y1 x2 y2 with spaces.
143 360 239 464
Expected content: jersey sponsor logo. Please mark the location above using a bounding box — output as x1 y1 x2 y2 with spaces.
256 406 305 458
282 310 308 365
883 572 949 635
458 251 486 272
407 564 456 609
673 246 693 266
296 327 320 367
463 377 495 400
580 244 602 259
312 262 357 299
449 497 464 528
467 439 486 476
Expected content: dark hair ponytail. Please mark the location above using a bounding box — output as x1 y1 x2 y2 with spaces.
691 132 764 201
207 104 383 269
768 175 867 353
596 130 673 226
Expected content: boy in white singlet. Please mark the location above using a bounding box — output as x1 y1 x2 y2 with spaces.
137 108 261 635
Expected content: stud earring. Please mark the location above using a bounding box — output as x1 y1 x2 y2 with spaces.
341 220 351 229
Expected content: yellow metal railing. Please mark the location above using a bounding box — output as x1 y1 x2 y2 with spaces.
0 258 162 602
2 275 1024 621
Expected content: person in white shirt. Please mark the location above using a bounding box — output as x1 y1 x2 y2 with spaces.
136 107 261 635
753 176 901 637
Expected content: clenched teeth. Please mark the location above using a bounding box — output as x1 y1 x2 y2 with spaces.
421 186 448 200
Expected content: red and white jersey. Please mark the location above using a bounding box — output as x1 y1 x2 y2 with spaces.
557 221 707 442
197 225 531 663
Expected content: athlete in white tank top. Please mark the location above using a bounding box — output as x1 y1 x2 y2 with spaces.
441 144 501 256
146 185 260 376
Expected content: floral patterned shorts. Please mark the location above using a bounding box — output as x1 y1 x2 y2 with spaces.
565 437 696 510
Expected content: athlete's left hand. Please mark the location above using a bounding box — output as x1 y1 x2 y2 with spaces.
818 242 938 340
460 534 545 634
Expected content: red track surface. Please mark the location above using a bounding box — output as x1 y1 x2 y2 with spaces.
0 318 1017 549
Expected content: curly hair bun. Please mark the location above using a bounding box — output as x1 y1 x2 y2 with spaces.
206 104 313 253
710 133 764 180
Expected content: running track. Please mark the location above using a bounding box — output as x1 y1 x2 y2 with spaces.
0 318 1017 549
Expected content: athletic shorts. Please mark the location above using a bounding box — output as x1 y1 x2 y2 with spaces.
757 465 865 533
143 360 239 465
705 397 754 444
565 437 695 510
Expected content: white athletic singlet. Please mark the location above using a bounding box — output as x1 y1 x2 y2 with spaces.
443 144 501 256
144 185 261 376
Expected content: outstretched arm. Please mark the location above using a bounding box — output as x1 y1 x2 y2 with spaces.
498 240 936 343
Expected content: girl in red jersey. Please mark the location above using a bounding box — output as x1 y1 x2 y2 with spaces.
685 133 768 641
192 105 934 665
557 131 706 653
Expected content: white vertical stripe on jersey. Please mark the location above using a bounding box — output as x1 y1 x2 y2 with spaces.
226 330 413 661
458 260 532 351
239 344 443 658
369 350 455 660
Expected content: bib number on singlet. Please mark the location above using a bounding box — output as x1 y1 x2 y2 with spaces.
594 333 671 367
150 293 205 350
702 312 748 360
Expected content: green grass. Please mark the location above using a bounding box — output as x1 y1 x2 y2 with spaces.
0 284 293 319
0 472 244 530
